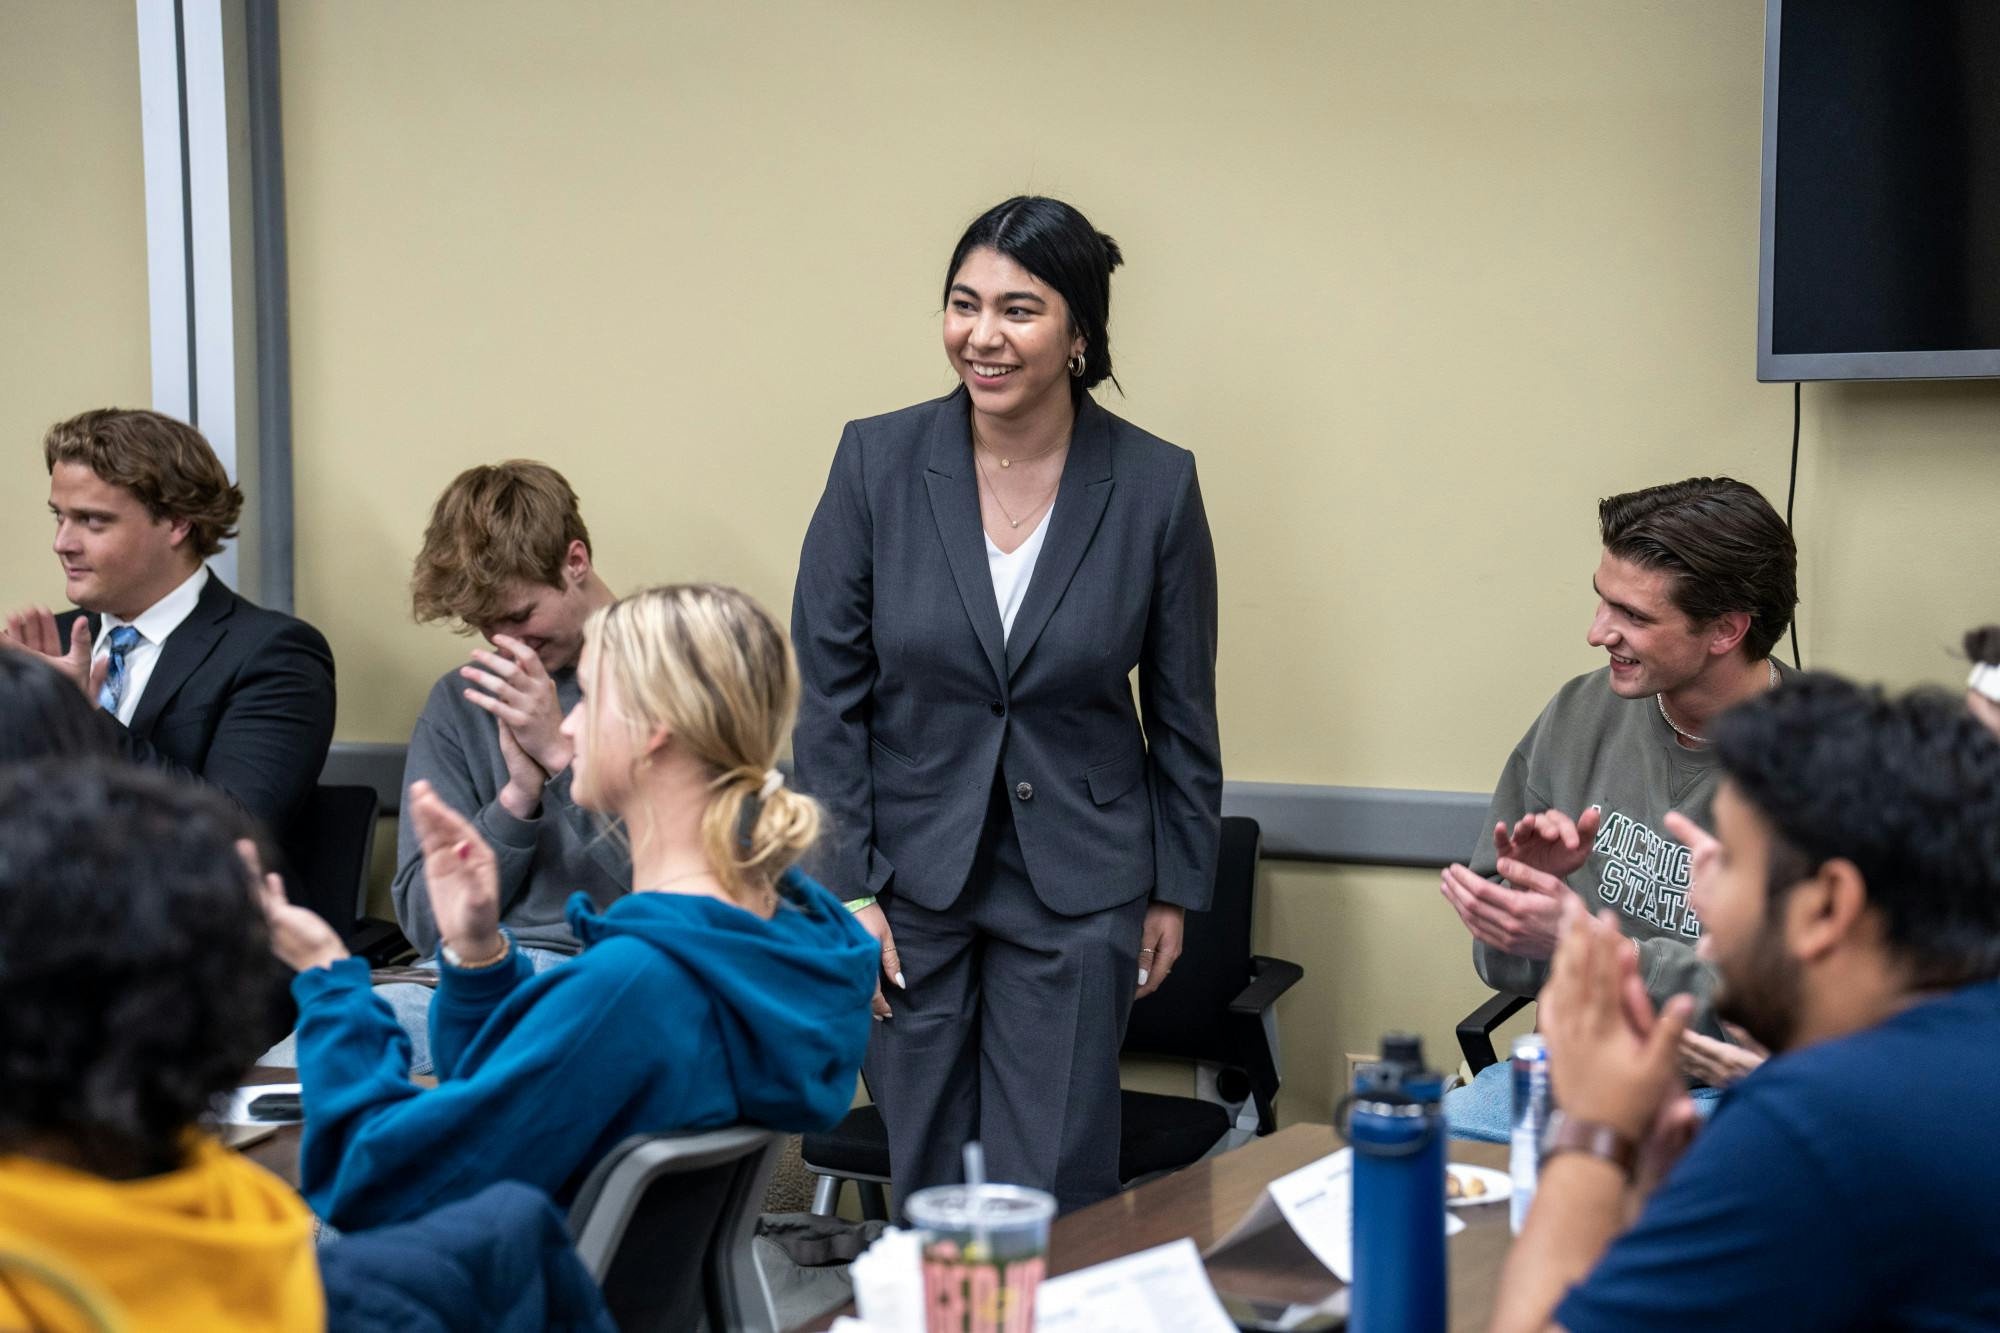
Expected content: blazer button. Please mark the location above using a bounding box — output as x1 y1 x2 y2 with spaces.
989 701 1005 717
1014 781 1034 802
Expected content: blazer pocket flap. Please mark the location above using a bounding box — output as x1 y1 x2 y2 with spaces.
1086 752 1146 806
870 735 920 770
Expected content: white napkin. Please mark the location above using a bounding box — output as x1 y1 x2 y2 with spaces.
847 1226 926 1333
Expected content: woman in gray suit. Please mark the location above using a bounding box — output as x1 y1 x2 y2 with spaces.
792 196 1222 1213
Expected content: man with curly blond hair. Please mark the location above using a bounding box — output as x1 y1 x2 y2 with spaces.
1 409 335 864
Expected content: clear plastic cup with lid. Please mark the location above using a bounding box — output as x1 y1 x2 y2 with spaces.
905 1182 1056 1333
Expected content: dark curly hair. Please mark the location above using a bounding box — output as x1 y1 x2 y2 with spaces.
1599 477 1798 661
0 762 276 1179
0 652 119 762
1713 673 2000 990
1965 625 2000 668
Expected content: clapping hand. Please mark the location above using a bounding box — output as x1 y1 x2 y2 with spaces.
461 635 573 775
1542 899 1693 1144
494 714 547 820
2 606 107 702
245 838 350 972
408 779 504 964
1495 807 1603 880
1439 808 1603 961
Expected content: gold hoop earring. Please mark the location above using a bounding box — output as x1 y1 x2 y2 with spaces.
1068 353 1086 378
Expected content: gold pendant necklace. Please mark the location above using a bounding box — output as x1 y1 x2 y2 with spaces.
973 419 1065 470
974 448 1058 528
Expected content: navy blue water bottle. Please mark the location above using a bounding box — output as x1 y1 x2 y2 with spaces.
1340 1032 1447 1333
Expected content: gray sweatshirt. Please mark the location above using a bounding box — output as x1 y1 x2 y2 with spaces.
391 668 630 958
1469 665 1774 1039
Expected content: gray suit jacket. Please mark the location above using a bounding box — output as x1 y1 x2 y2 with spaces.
791 387 1221 916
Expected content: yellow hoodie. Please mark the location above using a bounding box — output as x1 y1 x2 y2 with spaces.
0 1135 323 1332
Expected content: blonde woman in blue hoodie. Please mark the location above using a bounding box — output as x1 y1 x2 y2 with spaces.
264 584 878 1231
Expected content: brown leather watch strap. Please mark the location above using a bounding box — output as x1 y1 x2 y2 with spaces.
1540 1109 1639 1179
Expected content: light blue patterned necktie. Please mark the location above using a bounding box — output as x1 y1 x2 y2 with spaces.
97 624 143 715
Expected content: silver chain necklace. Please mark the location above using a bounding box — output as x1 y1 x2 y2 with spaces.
1657 660 1780 746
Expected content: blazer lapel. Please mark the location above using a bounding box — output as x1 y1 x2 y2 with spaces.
924 390 1010 693
1004 397 1114 678
129 574 232 739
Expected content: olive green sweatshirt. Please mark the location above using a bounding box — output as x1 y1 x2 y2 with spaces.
1468 665 1780 1040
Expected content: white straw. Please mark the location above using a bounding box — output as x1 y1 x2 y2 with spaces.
963 1140 989 1255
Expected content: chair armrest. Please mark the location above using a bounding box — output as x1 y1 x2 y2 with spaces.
1228 956 1304 1015
1222 957 1303 1137
1457 990 1532 1075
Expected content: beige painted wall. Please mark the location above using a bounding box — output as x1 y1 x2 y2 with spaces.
0 3 150 601
276 1 1999 1121
8 4 1994 1128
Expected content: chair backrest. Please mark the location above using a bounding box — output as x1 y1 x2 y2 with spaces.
288 784 379 941
568 1126 784 1333
1122 815 1262 1065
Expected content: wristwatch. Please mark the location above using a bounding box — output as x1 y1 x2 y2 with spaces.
1540 1109 1639 1180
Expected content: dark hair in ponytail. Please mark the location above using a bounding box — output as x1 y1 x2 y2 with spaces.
943 196 1124 403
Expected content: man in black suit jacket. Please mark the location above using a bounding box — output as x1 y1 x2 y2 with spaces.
2 409 335 862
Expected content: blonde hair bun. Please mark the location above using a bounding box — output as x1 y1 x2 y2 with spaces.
585 584 821 902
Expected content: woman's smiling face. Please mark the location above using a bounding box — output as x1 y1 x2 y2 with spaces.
942 247 1082 420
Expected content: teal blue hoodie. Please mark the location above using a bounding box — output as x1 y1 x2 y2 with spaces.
293 868 876 1231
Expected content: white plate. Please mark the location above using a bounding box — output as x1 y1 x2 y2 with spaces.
1446 1163 1512 1207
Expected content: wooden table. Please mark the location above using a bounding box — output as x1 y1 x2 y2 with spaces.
235 1076 1512 1330
807 1125 1513 1332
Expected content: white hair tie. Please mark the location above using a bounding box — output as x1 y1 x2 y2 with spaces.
759 769 785 799
1971 662 2000 704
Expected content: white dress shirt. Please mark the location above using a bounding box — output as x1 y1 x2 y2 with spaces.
986 501 1053 644
93 564 210 725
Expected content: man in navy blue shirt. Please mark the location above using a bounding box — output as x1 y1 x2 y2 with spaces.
1490 673 2000 1332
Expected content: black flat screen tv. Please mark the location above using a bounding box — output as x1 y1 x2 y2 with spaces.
1759 0 2000 380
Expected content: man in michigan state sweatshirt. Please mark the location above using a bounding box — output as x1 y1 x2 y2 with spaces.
1439 479 1798 1128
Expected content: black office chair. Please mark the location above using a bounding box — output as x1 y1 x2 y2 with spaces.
1457 991 1533 1076
288 783 412 964
803 815 1302 1216
287 785 377 940
568 1127 784 1333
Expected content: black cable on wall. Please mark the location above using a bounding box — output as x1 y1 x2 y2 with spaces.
1784 382 1803 670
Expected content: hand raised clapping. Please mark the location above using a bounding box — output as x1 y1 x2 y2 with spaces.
461 634 572 774
1542 898 1693 1143
245 838 350 973
2 606 108 702
408 779 505 965
1440 807 1604 961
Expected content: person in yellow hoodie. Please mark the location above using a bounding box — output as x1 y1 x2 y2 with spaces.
0 748 614 1333
0 748 320 1331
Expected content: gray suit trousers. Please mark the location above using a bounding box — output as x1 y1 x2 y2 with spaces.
865 780 1149 1216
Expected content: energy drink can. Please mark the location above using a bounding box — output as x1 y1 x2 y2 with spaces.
1508 1033 1550 1235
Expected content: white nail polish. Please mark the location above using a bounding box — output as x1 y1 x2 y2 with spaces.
1138 968 1150 986
894 971 907 989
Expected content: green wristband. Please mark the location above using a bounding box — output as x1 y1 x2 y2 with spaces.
843 895 877 914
